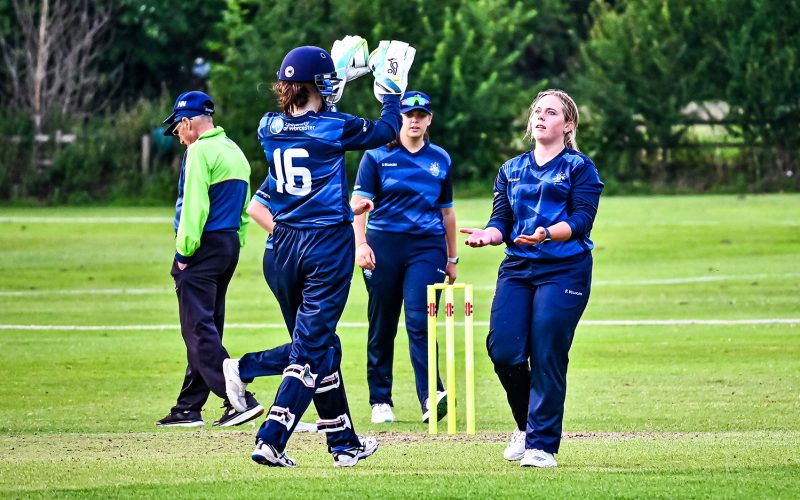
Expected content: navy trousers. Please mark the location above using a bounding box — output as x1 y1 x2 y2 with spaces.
486 252 592 453
250 224 359 451
239 246 358 448
362 230 446 409
170 231 239 412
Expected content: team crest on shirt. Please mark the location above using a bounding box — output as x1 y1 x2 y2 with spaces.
553 172 567 184
269 117 285 134
429 161 440 176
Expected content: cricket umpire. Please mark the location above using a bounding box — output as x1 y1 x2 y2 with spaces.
156 91 264 428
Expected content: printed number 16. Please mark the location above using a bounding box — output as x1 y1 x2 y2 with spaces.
273 148 311 196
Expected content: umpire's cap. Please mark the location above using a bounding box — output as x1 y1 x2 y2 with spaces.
162 91 215 136
278 46 335 82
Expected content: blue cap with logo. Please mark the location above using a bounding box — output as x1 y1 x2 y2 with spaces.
400 91 432 114
162 91 215 136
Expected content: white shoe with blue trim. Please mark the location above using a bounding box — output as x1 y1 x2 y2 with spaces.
504 428 526 461
371 403 395 423
331 436 379 467
520 448 557 468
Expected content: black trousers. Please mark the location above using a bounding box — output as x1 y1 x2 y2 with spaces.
170 231 239 412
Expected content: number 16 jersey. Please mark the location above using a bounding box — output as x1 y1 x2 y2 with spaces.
255 96 401 229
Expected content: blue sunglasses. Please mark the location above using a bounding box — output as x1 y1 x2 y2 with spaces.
401 95 430 107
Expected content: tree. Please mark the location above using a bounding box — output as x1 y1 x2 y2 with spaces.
211 0 542 185
97 0 226 104
515 0 594 86
0 0 113 131
575 0 799 190
720 0 800 184
402 0 540 180
208 0 337 182
578 0 725 179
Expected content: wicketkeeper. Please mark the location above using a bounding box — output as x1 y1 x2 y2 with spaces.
222 37 415 468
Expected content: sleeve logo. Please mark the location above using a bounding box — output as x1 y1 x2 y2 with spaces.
270 117 285 134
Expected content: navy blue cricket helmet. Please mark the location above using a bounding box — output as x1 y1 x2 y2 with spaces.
278 46 341 98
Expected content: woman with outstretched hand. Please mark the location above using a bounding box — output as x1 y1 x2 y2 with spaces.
461 89 603 468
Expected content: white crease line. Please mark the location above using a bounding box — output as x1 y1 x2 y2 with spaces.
1 319 799 331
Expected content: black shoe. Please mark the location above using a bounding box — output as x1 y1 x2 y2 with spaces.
422 391 448 423
156 410 204 427
213 400 265 427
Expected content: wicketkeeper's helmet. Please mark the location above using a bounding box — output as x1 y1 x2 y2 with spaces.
278 46 341 98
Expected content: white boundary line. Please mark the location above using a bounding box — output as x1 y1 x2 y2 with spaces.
0 216 169 224
0 289 170 297
593 273 800 286
1 319 799 331
3 271 797 297
5 216 797 227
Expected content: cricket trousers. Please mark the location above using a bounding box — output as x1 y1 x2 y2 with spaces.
362 230 446 409
250 224 360 451
238 245 358 448
487 252 592 453
170 231 239 411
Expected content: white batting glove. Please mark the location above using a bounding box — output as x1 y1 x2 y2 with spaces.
329 35 370 103
369 40 416 102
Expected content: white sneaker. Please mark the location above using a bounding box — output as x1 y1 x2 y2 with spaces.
252 440 297 468
520 448 557 468
503 428 526 461
371 403 395 423
223 358 248 412
331 435 379 467
421 391 447 423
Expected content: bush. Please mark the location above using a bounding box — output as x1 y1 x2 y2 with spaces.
48 98 179 204
0 111 33 200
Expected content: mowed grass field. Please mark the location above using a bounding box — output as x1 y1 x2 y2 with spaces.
1 194 799 498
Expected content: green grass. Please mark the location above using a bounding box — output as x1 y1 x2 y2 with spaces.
1 194 799 498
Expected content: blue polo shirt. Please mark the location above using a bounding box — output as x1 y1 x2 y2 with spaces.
353 141 453 235
486 148 603 260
